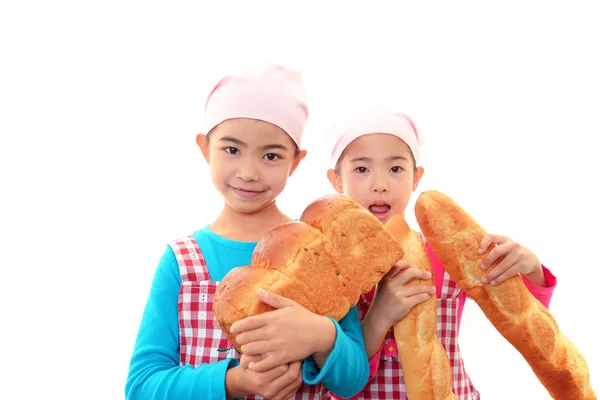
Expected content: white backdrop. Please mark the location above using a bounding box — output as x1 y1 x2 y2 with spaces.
1 1 599 399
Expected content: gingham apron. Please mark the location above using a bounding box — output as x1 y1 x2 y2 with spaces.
170 235 326 399
330 269 480 400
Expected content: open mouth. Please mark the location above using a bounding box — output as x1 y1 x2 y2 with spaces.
368 201 391 215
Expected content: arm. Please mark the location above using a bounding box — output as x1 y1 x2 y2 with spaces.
361 304 391 360
350 335 385 397
521 264 557 309
125 247 237 400
358 292 386 386
302 306 370 399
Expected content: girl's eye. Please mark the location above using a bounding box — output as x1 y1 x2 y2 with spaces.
264 153 280 161
225 147 240 155
390 166 403 173
355 167 368 173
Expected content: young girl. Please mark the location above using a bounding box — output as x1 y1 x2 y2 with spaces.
125 64 369 400
324 106 557 400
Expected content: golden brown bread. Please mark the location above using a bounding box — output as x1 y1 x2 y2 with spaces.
301 194 402 294
386 215 457 400
213 194 405 353
414 190 596 400
252 221 352 318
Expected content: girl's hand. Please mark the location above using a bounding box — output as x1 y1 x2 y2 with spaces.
231 289 336 372
479 234 543 285
370 261 436 330
226 354 302 400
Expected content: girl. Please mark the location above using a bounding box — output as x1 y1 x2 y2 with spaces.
324 105 557 399
125 64 369 400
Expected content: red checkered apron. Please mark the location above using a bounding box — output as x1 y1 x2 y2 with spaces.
171 236 326 399
331 271 480 399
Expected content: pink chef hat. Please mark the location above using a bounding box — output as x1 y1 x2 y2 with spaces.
328 105 423 167
204 63 309 147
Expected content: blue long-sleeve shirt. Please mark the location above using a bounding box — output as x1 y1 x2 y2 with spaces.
125 225 369 399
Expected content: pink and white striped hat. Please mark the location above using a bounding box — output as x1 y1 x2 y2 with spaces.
328 105 423 167
204 63 309 147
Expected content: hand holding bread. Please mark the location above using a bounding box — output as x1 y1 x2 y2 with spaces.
478 233 544 286
369 261 435 331
230 288 337 372
414 190 596 400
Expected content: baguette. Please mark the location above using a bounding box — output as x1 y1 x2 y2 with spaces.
414 190 596 400
386 215 457 400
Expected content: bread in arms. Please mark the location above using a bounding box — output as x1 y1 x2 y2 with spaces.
213 194 404 352
414 189 596 400
385 215 457 400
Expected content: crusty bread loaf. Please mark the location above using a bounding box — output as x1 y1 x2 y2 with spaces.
214 194 405 352
414 190 596 400
252 221 352 318
301 194 402 294
386 215 457 400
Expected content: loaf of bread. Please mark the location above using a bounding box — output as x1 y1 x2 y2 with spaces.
414 190 596 400
300 194 403 295
385 215 457 400
213 194 405 352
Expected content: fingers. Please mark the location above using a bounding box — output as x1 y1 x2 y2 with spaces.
232 291 297 335
230 314 268 335
241 340 272 357
248 351 282 372
241 353 263 363
395 267 432 285
478 233 508 254
480 241 513 270
236 327 269 347
487 264 521 285
382 261 410 281
403 284 436 297
381 265 400 281
405 291 433 308
274 376 303 400
257 362 290 385
269 362 303 400
238 354 255 368
257 289 297 309
482 249 518 282
483 249 521 285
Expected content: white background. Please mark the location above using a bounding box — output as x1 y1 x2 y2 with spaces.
1 1 599 399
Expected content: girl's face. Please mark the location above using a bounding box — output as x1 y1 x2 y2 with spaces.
328 133 424 224
198 118 306 215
